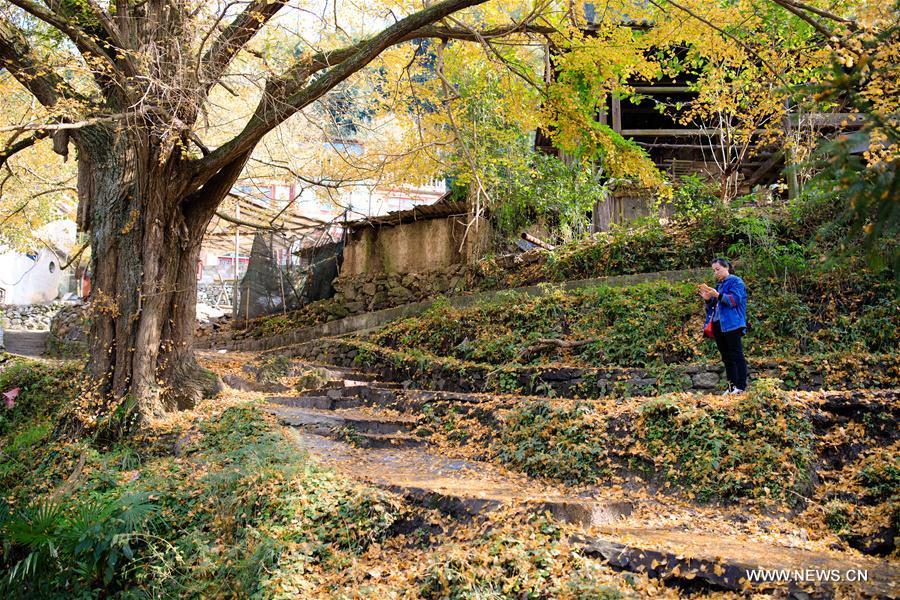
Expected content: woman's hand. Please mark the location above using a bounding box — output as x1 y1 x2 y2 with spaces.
698 284 719 301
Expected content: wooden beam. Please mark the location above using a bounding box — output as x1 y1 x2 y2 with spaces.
632 86 692 93
620 128 706 136
611 96 622 133
744 150 784 189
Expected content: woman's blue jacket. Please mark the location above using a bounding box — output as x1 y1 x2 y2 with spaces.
705 274 748 334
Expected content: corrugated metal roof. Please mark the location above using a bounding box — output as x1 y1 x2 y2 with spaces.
343 194 466 230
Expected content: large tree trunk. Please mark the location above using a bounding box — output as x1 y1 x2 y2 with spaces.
78 130 230 433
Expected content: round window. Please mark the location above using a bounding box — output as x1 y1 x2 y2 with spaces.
49 261 56 273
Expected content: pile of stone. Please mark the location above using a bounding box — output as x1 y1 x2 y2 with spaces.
46 303 89 357
0 302 74 331
197 282 234 308
195 303 233 336
331 264 473 315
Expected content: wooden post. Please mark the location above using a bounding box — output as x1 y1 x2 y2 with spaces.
232 200 240 318
611 96 622 133
782 99 800 200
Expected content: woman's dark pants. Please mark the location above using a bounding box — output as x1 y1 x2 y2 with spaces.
713 321 748 390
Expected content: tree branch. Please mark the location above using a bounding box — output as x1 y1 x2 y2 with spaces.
0 20 82 107
200 0 288 93
6 0 128 82
189 2 548 190
215 206 278 230
0 129 49 169
767 0 835 39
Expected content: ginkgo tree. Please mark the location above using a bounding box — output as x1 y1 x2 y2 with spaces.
0 0 532 426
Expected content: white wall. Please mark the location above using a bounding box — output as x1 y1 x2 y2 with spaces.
0 248 64 304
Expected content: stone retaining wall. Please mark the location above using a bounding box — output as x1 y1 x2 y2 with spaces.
331 264 474 315
1 302 71 331
278 337 900 399
46 303 88 357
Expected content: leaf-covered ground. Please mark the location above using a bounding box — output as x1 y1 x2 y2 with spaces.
0 354 701 598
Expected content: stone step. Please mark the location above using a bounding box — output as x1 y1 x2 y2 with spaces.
268 395 336 410
267 393 388 411
284 429 633 527
345 432 427 449
284 428 899 598
2 330 49 357
266 405 416 435
577 528 899 597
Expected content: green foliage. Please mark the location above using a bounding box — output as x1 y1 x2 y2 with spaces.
544 214 731 282
858 454 900 503
638 379 814 503
490 381 815 504
0 492 160 596
726 210 809 286
0 404 400 597
824 500 850 534
804 23 900 273
490 152 605 242
255 354 291 383
0 357 81 438
662 174 719 221
496 402 607 484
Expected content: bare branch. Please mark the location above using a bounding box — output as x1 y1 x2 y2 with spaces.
0 113 135 133
61 240 90 270
200 0 288 93
215 206 278 230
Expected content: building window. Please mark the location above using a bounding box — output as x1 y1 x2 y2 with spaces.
48 261 56 273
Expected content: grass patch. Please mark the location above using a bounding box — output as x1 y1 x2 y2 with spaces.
367 275 898 370
637 379 814 503
496 401 610 484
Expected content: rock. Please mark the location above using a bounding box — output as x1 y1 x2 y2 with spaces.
845 526 897 557
691 371 719 388
538 367 584 382
344 301 365 314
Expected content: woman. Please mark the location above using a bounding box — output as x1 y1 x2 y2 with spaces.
699 257 748 394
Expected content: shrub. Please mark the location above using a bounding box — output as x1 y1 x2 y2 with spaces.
0 357 81 438
638 379 814 503
496 401 607 484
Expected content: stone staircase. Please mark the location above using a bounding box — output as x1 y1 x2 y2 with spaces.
242 359 899 598
1 330 49 357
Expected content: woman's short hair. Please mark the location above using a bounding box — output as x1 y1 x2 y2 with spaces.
712 257 734 274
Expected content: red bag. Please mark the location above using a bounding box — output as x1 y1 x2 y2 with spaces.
703 320 714 339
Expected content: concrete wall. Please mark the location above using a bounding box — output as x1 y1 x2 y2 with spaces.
0 248 65 304
342 216 464 276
